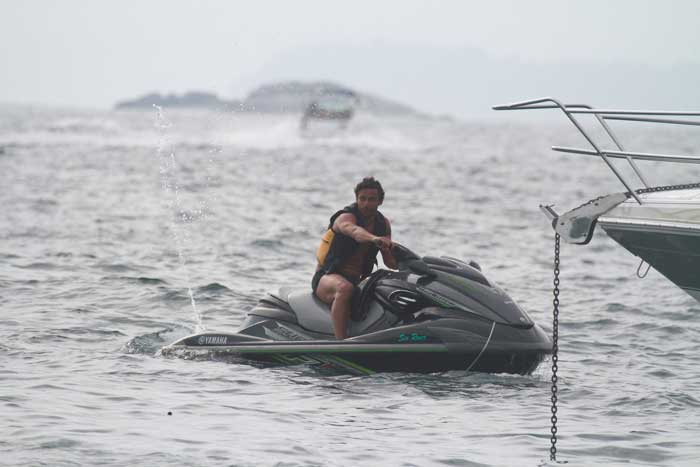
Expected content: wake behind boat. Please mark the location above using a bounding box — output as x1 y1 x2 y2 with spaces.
163 244 551 375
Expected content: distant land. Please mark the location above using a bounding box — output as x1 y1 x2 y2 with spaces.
115 91 235 110
114 43 700 119
235 43 700 118
115 81 421 116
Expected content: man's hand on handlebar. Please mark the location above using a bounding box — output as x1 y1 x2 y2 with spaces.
372 236 392 251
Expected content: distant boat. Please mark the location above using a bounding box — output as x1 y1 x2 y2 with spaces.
300 89 358 130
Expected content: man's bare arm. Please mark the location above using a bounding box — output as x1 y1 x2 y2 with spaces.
333 213 377 243
380 218 397 269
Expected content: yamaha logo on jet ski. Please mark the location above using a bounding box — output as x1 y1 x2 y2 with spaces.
164 243 552 375
196 335 228 345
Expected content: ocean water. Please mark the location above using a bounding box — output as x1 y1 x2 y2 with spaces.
1 105 699 467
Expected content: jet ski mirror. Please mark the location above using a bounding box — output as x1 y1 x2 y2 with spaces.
406 259 436 278
391 243 426 272
392 243 420 262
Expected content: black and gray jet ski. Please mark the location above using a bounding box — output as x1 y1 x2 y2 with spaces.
164 244 551 375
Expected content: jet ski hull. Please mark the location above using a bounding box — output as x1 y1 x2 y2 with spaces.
163 245 552 376
164 318 551 375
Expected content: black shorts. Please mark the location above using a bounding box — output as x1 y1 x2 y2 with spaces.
311 269 325 293
311 269 359 294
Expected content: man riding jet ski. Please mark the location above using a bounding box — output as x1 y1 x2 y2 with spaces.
164 243 551 375
313 177 397 340
164 177 551 374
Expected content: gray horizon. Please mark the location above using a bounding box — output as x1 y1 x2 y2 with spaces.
2 1 699 117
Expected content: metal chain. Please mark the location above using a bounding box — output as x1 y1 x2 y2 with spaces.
547 183 700 462
542 184 700 461
550 233 561 462
634 181 700 195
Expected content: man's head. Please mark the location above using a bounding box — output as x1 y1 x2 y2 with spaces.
354 177 384 218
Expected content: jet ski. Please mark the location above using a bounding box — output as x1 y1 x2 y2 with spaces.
163 244 551 375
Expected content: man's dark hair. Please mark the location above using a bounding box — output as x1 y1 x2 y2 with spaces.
354 177 385 202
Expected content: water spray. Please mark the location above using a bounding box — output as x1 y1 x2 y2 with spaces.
153 105 204 332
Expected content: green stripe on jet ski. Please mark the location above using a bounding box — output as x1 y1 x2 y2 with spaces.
268 353 375 375
319 355 375 375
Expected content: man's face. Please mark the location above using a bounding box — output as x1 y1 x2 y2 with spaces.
356 188 382 217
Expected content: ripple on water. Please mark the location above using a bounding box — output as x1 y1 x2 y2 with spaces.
96 261 139 272
15 261 60 270
158 288 191 303
37 438 81 449
123 327 192 355
117 275 169 285
661 391 700 408
192 282 239 302
656 324 687 336
59 327 126 338
196 282 230 292
249 238 285 250
566 444 673 465
0 253 21 260
646 368 676 378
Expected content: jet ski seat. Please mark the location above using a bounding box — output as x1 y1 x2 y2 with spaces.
286 290 391 338
287 291 334 334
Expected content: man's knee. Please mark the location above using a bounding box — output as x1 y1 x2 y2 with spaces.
314 280 334 303
335 280 355 299
316 275 343 302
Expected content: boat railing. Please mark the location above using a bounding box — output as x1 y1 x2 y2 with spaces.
492 98 700 204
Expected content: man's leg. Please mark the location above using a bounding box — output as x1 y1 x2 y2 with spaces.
314 273 354 340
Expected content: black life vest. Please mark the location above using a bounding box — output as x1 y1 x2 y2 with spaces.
316 203 388 279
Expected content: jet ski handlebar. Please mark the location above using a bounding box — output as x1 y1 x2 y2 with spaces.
391 243 436 277
391 243 420 262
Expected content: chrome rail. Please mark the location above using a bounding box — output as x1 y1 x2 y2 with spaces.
493 98 700 204
552 147 700 164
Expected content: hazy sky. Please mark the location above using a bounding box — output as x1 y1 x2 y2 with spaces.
2 0 699 112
